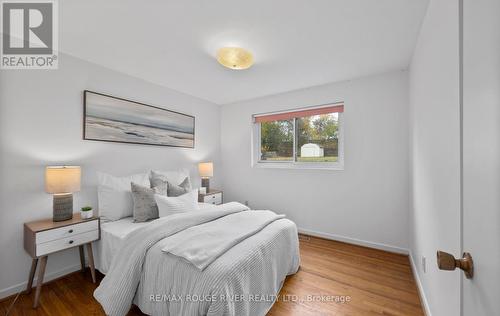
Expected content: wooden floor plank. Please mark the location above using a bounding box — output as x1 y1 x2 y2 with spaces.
1 235 424 316
300 249 416 286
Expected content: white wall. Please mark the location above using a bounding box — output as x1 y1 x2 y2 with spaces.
0 53 221 298
408 0 461 315
462 0 500 314
220 71 410 251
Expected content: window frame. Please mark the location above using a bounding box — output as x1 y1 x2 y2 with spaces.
251 105 345 170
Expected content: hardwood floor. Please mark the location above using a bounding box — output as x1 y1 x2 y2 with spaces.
1 235 424 316
269 236 424 316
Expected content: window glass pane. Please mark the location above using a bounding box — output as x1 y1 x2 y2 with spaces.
297 113 339 162
260 119 294 161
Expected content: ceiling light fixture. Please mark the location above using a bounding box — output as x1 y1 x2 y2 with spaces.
216 47 254 70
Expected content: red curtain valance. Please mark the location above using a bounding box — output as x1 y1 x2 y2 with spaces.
254 104 344 123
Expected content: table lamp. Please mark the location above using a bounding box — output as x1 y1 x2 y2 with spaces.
198 162 213 192
45 166 81 222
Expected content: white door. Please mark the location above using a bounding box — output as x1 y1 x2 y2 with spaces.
462 0 500 315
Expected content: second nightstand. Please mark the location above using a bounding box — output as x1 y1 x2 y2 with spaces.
198 189 223 205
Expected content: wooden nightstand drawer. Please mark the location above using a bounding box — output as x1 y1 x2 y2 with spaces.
203 192 222 205
36 220 98 244
36 229 99 257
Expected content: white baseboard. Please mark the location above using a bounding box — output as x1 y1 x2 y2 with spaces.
0 263 83 300
298 227 409 255
409 252 432 316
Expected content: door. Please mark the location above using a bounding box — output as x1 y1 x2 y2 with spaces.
462 0 500 315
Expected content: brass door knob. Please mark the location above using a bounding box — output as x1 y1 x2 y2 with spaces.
437 251 474 279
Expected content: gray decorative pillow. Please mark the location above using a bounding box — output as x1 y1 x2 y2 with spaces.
131 182 158 222
150 171 191 197
150 176 169 196
167 177 191 197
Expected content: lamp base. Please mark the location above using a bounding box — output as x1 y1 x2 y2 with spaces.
53 193 73 222
201 178 210 192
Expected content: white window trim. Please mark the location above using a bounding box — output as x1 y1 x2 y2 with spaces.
251 112 344 171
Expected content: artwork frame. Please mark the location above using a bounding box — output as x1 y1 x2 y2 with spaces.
83 90 195 148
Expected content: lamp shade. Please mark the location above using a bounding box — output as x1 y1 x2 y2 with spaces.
45 166 81 194
198 162 213 178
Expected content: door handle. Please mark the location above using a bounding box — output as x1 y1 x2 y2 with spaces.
437 251 474 279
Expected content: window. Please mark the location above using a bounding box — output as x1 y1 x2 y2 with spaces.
252 103 344 169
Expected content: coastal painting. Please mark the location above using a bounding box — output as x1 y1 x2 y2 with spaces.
83 91 195 148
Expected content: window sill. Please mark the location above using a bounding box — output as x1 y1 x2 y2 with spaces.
252 162 344 170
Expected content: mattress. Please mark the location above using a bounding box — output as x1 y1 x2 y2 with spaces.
94 203 213 274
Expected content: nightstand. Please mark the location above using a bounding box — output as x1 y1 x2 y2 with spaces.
198 189 223 205
23 213 100 308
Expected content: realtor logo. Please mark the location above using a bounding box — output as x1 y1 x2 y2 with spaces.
1 0 58 69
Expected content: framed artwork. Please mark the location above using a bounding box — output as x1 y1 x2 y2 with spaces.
83 90 195 148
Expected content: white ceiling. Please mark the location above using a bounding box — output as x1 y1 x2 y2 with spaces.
60 0 428 105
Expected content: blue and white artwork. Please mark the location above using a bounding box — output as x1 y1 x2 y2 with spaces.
84 91 195 148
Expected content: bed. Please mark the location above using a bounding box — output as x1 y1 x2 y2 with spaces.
94 203 214 274
93 202 300 316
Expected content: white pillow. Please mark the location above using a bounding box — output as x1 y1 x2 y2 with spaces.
155 190 199 217
97 186 134 221
150 169 191 189
97 172 149 221
97 172 149 189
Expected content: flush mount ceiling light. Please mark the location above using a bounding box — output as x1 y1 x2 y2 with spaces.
216 47 254 70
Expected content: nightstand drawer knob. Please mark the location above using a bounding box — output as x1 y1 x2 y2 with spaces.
68 229 74 233
68 240 74 244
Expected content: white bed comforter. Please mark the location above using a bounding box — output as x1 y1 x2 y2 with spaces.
94 202 300 316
